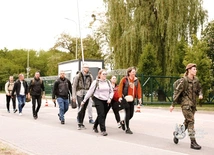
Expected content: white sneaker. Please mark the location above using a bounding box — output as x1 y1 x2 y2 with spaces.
19 113 22 116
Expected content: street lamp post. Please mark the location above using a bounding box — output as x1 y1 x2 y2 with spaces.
65 18 78 59
76 0 84 63
26 50 30 79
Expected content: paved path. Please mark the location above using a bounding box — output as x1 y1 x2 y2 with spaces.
0 94 213 155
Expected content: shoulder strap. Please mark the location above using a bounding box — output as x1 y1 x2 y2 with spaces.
92 80 99 96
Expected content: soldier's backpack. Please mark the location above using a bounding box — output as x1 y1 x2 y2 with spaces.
173 77 188 104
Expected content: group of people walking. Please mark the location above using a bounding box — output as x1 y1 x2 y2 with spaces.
4 63 203 150
5 72 45 118
52 64 142 136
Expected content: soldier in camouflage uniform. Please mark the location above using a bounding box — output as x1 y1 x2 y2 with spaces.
170 63 203 150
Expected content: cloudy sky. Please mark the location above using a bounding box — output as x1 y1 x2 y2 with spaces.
0 0 213 51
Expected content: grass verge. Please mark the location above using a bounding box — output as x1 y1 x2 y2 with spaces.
0 142 28 155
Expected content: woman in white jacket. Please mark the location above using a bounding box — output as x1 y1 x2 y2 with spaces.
81 69 114 136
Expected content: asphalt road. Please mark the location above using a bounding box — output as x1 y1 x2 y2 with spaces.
0 94 213 155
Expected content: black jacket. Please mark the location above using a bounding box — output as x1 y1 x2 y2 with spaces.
28 77 45 96
52 77 72 99
12 80 29 96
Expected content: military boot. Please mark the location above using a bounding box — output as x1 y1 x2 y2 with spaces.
190 139 201 150
173 131 179 144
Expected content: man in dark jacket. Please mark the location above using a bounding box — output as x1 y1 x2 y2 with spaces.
12 73 29 115
28 72 45 119
52 70 72 124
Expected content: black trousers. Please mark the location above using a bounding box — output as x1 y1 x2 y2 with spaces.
124 101 134 129
93 97 109 132
6 95 16 111
108 100 121 123
32 95 42 116
77 96 89 124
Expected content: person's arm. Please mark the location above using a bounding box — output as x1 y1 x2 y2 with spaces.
28 80 32 95
11 82 17 96
109 81 114 100
198 81 203 99
52 80 58 100
82 80 97 103
118 77 125 102
72 74 78 100
68 80 72 95
118 77 125 98
137 80 142 104
5 82 9 95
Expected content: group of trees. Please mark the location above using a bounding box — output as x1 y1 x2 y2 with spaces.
1 0 214 101
0 34 104 90
100 0 214 100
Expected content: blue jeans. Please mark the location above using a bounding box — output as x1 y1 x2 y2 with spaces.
57 97 69 121
17 95 26 113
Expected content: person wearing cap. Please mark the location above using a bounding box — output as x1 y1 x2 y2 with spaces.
170 63 203 150
72 63 94 130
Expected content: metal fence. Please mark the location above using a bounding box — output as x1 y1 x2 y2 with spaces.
26 74 214 104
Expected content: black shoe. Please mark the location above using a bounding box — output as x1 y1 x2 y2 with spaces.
13 109 17 113
93 127 98 133
101 131 108 136
61 120 65 124
58 114 61 121
173 131 179 144
191 140 201 150
81 124 86 129
33 115 37 120
126 128 133 134
120 120 125 131
77 124 81 130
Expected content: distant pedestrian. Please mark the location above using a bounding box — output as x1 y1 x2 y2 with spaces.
118 67 142 134
170 63 203 150
5 76 17 113
81 69 114 136
28 72 45 119
72 63 94 130
52 70 72 124
11 74 29 115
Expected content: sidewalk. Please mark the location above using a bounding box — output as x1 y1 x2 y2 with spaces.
0 94 213 155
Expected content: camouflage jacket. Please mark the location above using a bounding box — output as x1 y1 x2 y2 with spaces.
173 76 202 107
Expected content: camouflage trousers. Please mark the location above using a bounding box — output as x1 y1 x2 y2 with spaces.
182 105 196 140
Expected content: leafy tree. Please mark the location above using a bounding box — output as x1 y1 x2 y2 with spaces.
52 33 103 60
201 20 214 76
183 35 211 102
137 43 161 75
104 0 207 75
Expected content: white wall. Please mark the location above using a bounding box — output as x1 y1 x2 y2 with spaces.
58 60 104 83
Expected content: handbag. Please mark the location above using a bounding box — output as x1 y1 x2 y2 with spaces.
71 100 77 109
26 96 31 102
121 96 129 109
124 95 134 102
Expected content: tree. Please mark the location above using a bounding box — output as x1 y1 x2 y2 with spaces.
52 33 103 60
201 20 214 77
104 0 207 75
183 35 211 102
137 43 161 75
